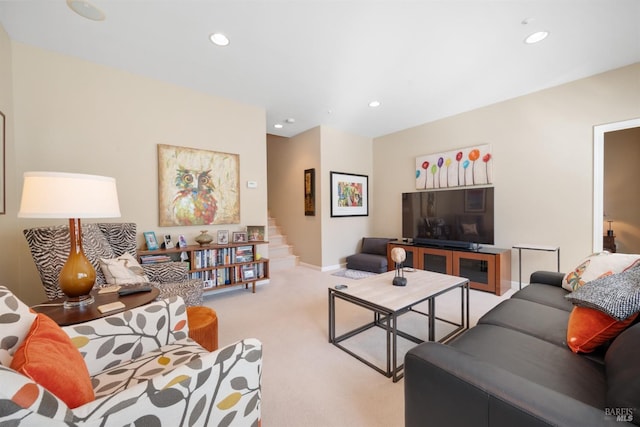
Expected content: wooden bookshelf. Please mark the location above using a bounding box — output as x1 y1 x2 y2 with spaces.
139 241 269 294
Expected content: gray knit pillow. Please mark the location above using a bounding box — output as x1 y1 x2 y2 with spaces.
565 266 640 321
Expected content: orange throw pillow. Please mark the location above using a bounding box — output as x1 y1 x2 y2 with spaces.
566 306 637 353
10 313 95 408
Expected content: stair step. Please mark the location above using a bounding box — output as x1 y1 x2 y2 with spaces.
267 216 298 272
269 254 299 271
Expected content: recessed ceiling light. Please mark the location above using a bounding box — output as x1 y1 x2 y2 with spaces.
524 31 549 44
210 33 230 47
66 0 105 21
368 101 381 108
274 124 283 129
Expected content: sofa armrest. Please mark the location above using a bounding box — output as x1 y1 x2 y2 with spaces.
529 270 565 287
0 365 72 426
74 338 262 426
405 343 617 427
142 261 189 282
63 297 188 376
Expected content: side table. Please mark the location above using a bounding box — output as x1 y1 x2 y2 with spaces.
31 286 160 326
512 244 560 290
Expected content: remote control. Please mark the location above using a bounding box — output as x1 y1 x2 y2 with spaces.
118 286 153 296
335 284 348 290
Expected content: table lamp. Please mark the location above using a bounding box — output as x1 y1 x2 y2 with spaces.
391 247 407 286
18 171 121 308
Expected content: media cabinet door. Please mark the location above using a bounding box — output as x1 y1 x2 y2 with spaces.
453 251 496 293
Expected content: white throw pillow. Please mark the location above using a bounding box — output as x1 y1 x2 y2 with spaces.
100 253 150 285
562 252 640 292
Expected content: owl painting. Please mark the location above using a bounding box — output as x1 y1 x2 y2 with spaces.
158 144 240 226
172 168 218 225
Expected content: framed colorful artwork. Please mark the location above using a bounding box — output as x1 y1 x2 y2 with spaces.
415 144 492 190
304 168 315 216
330 171 368 217
157 144 240 226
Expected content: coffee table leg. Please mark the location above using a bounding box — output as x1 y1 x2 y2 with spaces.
328 289 335 343
428 297 435 341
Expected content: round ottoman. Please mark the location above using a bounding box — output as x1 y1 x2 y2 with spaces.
186 306 218 352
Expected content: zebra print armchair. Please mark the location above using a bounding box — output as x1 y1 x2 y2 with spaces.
23 222 203 306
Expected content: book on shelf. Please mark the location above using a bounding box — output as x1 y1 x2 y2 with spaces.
235 245 254 263
140 254 172 264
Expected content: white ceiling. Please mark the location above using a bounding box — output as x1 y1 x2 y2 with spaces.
1 0 639 138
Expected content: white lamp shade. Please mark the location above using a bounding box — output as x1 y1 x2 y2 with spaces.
18 171 121 218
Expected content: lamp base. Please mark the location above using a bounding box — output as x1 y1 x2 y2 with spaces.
393 277 407 287
63 294 95 309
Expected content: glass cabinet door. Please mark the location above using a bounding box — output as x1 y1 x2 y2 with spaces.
453 252 496 293
421 248 452 274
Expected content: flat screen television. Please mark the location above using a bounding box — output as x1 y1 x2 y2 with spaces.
402 187 494 247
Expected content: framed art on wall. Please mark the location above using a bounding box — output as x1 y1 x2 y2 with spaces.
157 144 240 226
330 171 369 217
304 168 315 216
0 111 5 214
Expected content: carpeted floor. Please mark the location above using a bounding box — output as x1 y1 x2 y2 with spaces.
203 266 513 427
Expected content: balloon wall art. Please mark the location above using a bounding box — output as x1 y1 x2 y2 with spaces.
415 144 492 190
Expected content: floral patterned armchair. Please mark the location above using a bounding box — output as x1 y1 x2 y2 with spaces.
0 285 262 426
23 222 203 306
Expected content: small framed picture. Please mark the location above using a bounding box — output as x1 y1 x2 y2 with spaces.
247 225 265 242
242 264 256 280
217 230 229 245
144 231 159 250
178 234 187 248
233 231 247 243
163 234 174 249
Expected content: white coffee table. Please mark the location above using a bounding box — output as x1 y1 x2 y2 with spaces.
328 269 469 382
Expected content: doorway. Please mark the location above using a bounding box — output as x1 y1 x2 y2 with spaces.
593 118 640 253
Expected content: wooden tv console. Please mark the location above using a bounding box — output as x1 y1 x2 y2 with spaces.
387 242 511 295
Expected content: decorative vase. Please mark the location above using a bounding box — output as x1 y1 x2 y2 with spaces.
195 230 213 246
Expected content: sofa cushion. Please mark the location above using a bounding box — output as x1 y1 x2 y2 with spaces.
361 237 392 256
562 252 640 292
566 265 640 321
10 313 94 408
478 298 570 347
100 252 150 285
605 323 640 424
566 306 638 354
0 286 37 367
511 283 574 312
346 253 388 273
449 324 606 409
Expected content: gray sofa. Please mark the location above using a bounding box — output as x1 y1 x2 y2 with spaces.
345 237 394 273
405 271 639 426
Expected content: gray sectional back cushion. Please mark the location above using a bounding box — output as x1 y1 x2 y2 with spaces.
361 238 393 256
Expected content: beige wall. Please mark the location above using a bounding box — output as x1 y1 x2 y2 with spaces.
604 127 640 253
267 129 322 266
267 125 373 269
320 126 373 269
7 42 267 305
372 63 640 282
0 25 20 295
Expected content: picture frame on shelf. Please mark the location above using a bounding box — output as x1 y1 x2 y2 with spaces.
163 234 174 249
247 225 265 242
233 231 247 243
178 234 187 248
144 231 159 250
330 171 369 217
217 230 229 245
242 264 256 280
